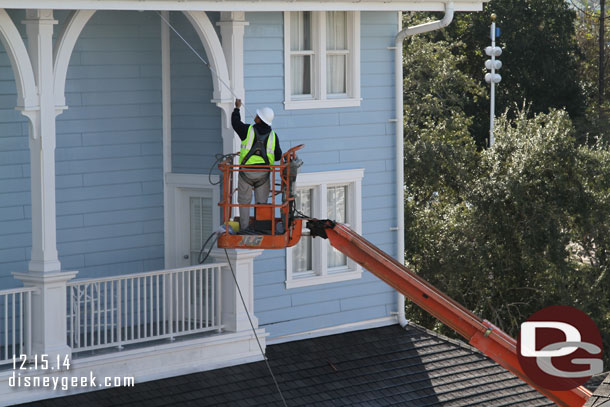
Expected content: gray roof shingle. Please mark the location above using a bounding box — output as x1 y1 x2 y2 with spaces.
584 373 610 407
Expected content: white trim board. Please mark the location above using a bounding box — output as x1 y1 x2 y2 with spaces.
0 2 487 12
267 316 397 345
164 173 220 269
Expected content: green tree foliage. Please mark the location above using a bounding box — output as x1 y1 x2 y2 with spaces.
402 33 484 206
572 1 610 142
404 107 610 364
402 2 609 366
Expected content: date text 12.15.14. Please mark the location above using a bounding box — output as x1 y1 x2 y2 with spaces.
13 354 71 371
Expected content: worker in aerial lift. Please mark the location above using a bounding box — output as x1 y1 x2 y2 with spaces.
232 99 283 233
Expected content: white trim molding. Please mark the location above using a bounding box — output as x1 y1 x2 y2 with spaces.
0 9 37 109
183 11 232 106
286 168 364 289
53 10 96 108
0 1 487 12
284 11 361 110
165 173 220 269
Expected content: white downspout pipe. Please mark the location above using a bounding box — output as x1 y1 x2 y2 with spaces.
395 3 454 328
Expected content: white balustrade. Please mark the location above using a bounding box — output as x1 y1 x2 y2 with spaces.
66 264 225 353
0 287 36 365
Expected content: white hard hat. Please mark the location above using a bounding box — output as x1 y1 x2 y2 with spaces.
256 107 274 126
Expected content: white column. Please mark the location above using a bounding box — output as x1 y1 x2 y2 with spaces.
211 249 263 332
217 12 248 155
217 12 248 221
22 9 61 273
13 9 76 361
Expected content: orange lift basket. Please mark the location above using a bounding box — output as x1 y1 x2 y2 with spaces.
217 144 305 249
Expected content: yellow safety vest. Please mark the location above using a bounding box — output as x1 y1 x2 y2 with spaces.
239 125 276 167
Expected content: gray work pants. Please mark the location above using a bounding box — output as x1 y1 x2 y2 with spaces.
237 170 270 230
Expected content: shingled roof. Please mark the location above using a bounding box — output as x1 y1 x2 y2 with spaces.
16 324 556 407
585 373 610 407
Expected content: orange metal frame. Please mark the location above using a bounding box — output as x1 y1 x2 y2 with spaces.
217 145 304 249
307 220 592 407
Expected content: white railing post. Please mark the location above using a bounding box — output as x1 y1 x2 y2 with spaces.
211 249 263 333
117 279 123 350
13 271 77 362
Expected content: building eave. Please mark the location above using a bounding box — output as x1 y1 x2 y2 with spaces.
0 0 486 12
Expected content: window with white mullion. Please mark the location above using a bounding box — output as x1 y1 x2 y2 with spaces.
284 11 360 109
285 170 364 289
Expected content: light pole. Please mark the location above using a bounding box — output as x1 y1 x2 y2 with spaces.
485 14 502 147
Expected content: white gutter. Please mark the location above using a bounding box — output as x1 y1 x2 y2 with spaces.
395 2 454 328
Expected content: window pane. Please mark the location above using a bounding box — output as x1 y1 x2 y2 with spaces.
327 55 346 94
291 11 311 51
326 11 347 50
293 188 313 273
190 197 213 265
327 186 347 268
291 55 311 96
293 236 313 273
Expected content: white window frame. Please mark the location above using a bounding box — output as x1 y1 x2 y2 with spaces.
165 173 220 269
286 169 364 289
284 11 361 110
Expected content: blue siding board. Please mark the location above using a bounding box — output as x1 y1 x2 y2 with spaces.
83 207 162 226
257 300 341 324
81 90 161 106
0 234 30 251
56 156 160 175
57 194 160 216
290 280 393 307
0 192 30 209
340 291 396 311
254 270 286 286
84 245 163 269
0 248 26 263
56 144 141 161
0 151 28 165
56 215 85 230
256 295 293 312
56 134 83 148
263 306 388 338
60 104 142 120
82 129 159 146
0 206 23 221
83 168 162 187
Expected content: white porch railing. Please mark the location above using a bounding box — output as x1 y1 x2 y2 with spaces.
67 264 225 353
0 287 36 366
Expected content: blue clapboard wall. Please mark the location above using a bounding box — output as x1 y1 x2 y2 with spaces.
244 11 399 338
0 11 30 289
54 10 165 279
170 11 222 175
